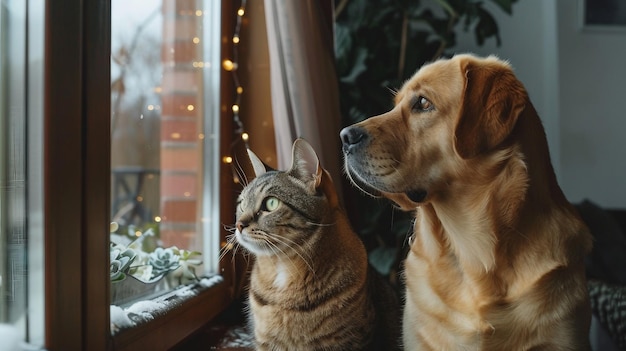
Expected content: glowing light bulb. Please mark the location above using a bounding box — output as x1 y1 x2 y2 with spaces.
232 105 239 113
232 35 240 44
223 156 233 164
236 86 243 94
237 8 245 16
241 132 249 142
222 59 237 71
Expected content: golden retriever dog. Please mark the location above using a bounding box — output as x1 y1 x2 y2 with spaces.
340 54 593 350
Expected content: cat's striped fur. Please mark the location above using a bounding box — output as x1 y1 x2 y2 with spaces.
234 139 400 351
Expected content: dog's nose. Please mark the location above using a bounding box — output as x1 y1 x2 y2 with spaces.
340 126 367 147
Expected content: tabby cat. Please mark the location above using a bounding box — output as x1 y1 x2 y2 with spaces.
233 139 400 351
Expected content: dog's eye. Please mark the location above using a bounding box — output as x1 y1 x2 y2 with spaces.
413 96 434 112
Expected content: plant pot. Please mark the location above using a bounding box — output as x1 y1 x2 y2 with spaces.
111 274 169 306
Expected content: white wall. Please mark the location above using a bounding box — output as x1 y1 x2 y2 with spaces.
557 0 626 208
452 0 626 208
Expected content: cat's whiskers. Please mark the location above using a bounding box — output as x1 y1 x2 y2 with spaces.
263 231 316 277
306 221 335 227
218 232 239 262
235 243 252 263
223 224 236 234
403 218 417 248
233 156 249 186
346 171 383 199
260 237 301 277
233 226 316 277
219 223 248 264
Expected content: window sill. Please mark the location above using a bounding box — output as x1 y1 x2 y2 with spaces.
111 276 232 351
171 297 254 350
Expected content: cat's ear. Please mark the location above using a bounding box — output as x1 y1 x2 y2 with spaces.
289 138 323 189
247 148 271 178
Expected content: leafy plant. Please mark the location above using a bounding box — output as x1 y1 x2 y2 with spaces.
335 0 517 123
109 223 202 284
110 246 137 282
148 247 181 277
168 248 203 285
334 0 517 279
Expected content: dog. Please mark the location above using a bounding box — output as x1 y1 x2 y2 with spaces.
340 54 593 350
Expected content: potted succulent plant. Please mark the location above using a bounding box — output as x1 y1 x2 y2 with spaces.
109 223 203 305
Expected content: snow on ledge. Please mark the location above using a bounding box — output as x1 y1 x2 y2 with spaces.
110 275 224 335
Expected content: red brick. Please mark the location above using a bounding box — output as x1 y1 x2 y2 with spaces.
162 40 197 64
160 229 195 250
162 68 199 93
161 147 199 171
162 0 197 17
161 199 197 222
163 17 198 41
160 173 197 198
161 118 198 142
161 94 198 117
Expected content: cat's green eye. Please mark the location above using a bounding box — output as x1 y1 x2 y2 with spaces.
264 197 281 212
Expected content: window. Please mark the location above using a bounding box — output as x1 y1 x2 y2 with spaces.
109 0 223 310
107 1 248 347
40 0 239 350
0 0 45 348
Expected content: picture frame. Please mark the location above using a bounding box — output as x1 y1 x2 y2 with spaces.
580 0 626 31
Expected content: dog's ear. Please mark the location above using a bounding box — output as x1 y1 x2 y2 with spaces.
455 58 527 159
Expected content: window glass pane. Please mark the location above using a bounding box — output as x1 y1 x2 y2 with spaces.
110 0 222 315
0 0 45 348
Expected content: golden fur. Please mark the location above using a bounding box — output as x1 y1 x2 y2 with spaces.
340 54 593 350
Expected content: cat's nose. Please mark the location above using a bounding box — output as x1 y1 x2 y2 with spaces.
340 126 368 153
236 220 247 232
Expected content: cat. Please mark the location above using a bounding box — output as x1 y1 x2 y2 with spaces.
232 138 400 351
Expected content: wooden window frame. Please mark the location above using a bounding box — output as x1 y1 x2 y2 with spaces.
43 1 238 350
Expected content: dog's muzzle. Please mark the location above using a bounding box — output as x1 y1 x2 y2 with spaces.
340 126 381 196
341 125 427 207
340 126 368 154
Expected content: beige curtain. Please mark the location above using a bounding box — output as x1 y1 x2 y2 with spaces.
264 0 344 194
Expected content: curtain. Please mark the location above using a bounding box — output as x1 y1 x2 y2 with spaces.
264 0 344 196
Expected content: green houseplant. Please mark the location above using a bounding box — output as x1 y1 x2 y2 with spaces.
334 0 518 281
109 223 203 305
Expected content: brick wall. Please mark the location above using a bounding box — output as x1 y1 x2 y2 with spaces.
159 0 203 250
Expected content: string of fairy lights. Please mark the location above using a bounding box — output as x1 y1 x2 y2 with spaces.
219 1 250 273
221 0 249 175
